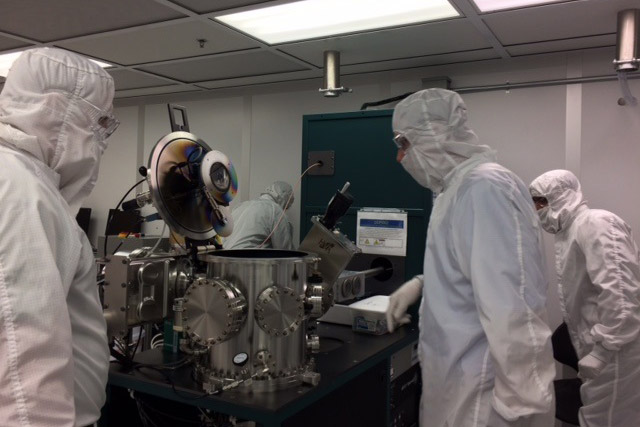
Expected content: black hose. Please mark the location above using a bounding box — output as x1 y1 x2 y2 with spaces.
360 91 414 110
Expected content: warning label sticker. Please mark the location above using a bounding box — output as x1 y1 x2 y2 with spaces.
356 210 407 256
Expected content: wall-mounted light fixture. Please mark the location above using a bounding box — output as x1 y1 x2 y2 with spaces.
216 0 458 45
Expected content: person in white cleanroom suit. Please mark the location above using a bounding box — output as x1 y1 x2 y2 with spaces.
530 169 640 427
385 88 556 427
0 48 117 426
223 181 295 250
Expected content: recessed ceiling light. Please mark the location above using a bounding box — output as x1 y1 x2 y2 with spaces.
0 50 112 78
216 0 459 45
471 0 566 13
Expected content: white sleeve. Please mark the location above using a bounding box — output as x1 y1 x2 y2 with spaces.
270 206 295 250
452 179 555 419
579 214 640 351
0 170 77 426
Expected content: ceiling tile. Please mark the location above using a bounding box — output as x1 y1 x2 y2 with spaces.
172 0 271 14
137 51 308 83
108 69 178 90
279 19 492 67
0 0 629 99
115 85 200 99
195 50 500 89
58 21 260 65
196 69 320 88
0 35 30 51
0 0 185 42
342 49 500 73
482 0 639 45
507 34 616 56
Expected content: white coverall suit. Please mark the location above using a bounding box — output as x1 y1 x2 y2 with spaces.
0 48 115 426
530 169 640 427
391 89 556 427
223 181 295 250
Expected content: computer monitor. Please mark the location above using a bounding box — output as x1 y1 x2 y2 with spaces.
106 209 142 235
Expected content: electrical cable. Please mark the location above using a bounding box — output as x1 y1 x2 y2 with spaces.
103 178 146 258
110 231 131 255
134 393 203 426
134 365 213 400
170 230 187 251
257 162 321 248
150 333 164 349
135 357 192 370
136 401 149 427
113 338 127 354
135 398 157 427
360 91 414 110
149 222 167 254
198 407 212 423
149 222 167 255
129 327 142 361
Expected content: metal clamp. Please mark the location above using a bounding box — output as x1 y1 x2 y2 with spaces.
306 334 320 353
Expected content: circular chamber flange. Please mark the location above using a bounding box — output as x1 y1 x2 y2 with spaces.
254 285 304 337
183 278 247 345
147 131 216 240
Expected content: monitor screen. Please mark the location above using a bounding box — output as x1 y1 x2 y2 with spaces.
106 209 142 235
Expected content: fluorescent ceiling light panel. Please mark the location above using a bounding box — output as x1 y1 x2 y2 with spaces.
472 0 566 13
216 0 459 44
0 50 112 77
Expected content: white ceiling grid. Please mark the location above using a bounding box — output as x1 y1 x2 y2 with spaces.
0 0 634 99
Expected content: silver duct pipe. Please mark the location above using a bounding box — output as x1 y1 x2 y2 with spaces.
614 9 640 72
319 50 352 97
614 9 639 105
324 50 340 91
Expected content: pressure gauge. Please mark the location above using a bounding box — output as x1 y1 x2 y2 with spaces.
233 352 249 366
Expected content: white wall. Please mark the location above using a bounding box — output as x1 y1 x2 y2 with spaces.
463 86 569 329
249 84 382 240
92 46 640 335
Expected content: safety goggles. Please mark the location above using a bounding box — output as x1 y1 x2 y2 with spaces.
393 133 411 150
532 196 549 211
78 97 120 140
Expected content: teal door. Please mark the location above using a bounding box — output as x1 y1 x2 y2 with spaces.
300 110 432 280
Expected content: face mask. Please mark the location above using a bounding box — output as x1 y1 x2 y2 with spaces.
537 206 561 234
400 146 443 193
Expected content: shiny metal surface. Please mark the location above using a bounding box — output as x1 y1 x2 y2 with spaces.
334 270 368 302
319 50 351 97
615 9 640 71
147 131 215 240
103 252 183 338
183 278 247 345
306 334 320 353
200 150 237 204
323 50 340 92
255 286 304 337
298 217 361 286
199 249 319 391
